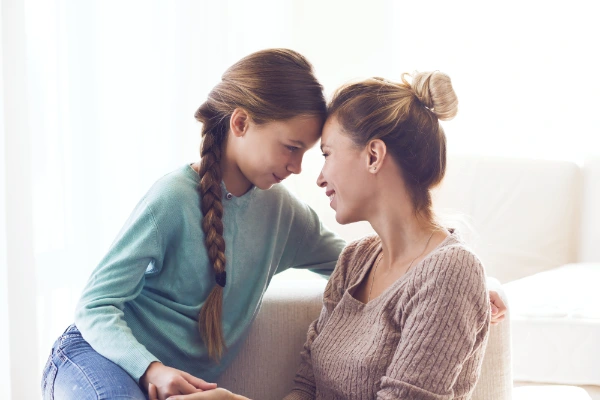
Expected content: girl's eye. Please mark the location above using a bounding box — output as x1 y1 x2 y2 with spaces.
322 152 329 158
286 145 299 152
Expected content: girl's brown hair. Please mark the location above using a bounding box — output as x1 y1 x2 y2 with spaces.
193 49 326 360
328 71 458 227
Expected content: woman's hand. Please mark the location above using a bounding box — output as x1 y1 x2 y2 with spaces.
141 362 217 400
149 385 251 400
489 290 507 325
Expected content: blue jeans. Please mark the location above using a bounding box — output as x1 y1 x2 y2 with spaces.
41 324 148 399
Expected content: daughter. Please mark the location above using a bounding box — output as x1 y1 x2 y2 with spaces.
41 49 345 400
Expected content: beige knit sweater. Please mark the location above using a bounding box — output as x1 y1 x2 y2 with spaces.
284 233 490 400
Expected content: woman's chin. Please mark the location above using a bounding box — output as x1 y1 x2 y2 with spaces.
334 211 353 225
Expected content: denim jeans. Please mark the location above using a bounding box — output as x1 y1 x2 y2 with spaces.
41 324 147 400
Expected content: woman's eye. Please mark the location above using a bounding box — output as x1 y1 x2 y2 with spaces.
321 152 329 158
286 145 299 152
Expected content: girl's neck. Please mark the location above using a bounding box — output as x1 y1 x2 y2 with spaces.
192 140 253 197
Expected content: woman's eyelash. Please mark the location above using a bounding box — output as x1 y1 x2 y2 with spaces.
322 152 329 158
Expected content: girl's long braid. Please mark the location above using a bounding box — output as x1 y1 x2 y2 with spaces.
196 107 228 360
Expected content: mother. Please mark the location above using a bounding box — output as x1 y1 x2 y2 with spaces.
284 71 491 399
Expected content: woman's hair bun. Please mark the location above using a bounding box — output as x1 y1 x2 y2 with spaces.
409 71 458 121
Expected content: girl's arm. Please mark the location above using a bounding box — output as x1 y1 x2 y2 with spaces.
278 203 346 278
75 195 165 381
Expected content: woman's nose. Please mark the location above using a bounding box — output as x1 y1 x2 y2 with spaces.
317 170 326 187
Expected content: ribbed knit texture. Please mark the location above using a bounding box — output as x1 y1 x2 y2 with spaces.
284 234 491 400
74 164 345 383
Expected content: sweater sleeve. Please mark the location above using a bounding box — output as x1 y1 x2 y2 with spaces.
280 202 346 279
283 240 361 400
377 246 491 400
74 195 166 382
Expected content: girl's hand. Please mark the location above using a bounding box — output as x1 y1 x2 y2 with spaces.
141 362 217 400
489 290 507 325
149 385 251 400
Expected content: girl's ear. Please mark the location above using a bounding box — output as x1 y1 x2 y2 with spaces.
230 108 250 137
366 139 387 173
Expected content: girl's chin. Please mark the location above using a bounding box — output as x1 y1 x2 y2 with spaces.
253 179 276 191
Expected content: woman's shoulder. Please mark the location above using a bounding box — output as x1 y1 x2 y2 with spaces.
419 234 487 295
336 234 381 276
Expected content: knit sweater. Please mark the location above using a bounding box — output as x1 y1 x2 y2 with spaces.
74 164 345 383
284 234 491 400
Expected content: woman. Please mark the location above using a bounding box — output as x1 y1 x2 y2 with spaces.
283 71 491 399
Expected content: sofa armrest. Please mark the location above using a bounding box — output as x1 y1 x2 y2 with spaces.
217 279 326 400
472 277 513 400
217 277 512 400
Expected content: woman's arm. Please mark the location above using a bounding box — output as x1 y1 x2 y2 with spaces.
376 246 491 400
283 239 361 400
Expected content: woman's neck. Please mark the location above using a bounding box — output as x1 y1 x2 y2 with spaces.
367 186 446 273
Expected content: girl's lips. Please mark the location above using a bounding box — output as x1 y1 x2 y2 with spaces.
273 174 283 183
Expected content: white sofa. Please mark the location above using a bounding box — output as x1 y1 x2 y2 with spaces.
216 155 599 399
433 155 600 390
217 278 512 400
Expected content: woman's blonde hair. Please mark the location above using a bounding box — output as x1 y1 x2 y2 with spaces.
328 71 458 227
193 49 326 361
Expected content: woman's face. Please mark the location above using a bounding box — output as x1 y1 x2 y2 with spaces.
317 117 373 224
236 114 322 190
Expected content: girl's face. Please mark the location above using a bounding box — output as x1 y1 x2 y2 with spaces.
317 117 373 224
235 114 322 190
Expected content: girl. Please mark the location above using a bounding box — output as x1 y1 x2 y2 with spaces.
282 71 491 399
41 49 345 400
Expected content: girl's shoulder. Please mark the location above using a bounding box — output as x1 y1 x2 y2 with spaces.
144 164 200 206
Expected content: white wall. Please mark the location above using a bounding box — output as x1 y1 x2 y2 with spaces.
2 0 39 399
0 4 11 396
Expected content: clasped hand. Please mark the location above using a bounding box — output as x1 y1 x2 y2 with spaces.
141 362 250 400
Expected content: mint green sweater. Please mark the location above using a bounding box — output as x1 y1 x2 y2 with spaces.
74 164 345 383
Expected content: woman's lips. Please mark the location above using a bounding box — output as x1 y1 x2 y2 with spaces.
325 189 336 203
273 174 283 183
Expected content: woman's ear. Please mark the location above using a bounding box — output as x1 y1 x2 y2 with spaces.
230 108 250 137
366 139 387 173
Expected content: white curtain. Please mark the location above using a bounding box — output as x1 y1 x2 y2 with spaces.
2 0 599 398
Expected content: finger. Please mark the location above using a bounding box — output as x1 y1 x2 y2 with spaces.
167 394 204 400
491 304 499 315
183 372 218 390
148 383 159 400
491 293 507 310
177 378 204 395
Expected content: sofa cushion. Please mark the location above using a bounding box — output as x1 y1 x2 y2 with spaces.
505 263 600 385
514 385 591 400
432 156 582 283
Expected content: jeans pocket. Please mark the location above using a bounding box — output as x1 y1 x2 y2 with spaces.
41 355 58 400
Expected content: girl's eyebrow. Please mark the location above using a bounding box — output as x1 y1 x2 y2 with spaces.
289 139 307 148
